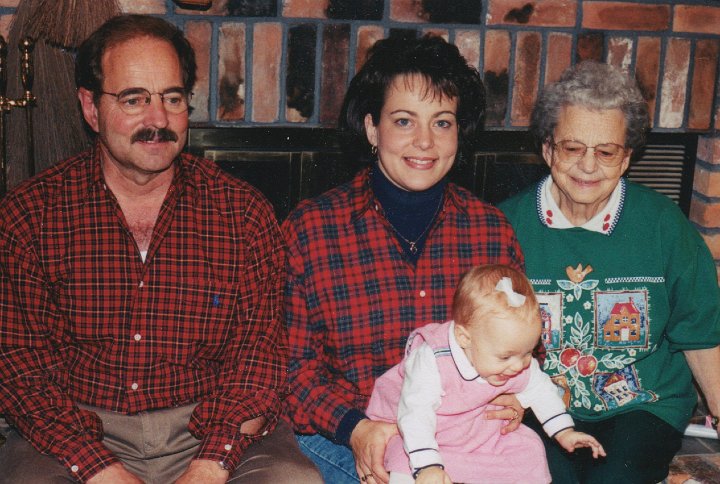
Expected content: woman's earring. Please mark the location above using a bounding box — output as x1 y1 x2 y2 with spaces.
371 145 378 156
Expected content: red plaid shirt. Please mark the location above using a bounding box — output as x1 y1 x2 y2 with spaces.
282 168 529 441
0 146 287 481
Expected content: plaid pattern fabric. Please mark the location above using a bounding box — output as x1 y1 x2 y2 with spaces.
0 146 287 481
282 168 528 439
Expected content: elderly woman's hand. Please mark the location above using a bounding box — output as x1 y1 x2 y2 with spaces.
485 394 525 434
350 419 398 484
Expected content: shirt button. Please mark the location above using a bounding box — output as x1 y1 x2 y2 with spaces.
224 444 232 451
419 290 426 298
71 465 79 473
374 203 379 211
262 430 269 436
138 281 144 288
131 383 139 391
133 334 142 341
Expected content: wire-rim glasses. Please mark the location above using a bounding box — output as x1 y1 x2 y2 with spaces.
100 88 192 115
552 139 627 167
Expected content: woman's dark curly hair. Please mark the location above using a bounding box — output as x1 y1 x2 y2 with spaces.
531 61 648 152
340 34 486 160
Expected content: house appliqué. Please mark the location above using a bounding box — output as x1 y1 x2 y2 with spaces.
542 263 656 410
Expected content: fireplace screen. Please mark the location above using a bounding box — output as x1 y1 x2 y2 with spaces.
187 128 696 221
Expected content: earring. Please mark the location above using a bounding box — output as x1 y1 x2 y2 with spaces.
371 145 378 156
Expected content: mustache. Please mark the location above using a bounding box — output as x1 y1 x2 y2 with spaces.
131 128 179 143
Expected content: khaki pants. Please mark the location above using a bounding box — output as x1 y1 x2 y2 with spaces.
0 405 321 484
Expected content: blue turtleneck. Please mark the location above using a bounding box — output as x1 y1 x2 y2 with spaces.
370 165 446 264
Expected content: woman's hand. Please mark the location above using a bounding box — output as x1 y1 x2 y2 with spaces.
485 394 525 434
349 419 398 484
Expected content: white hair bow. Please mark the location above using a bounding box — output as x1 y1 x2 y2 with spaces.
495 277 526 307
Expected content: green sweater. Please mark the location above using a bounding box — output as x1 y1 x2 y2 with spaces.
500 177 720 431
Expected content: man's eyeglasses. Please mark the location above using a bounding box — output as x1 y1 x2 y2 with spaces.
100 88 192 115
552 139 627 167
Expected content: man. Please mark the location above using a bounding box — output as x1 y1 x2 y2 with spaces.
0 14 320 484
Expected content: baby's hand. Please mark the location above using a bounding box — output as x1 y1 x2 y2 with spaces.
414 466 452 484
555 429 607 459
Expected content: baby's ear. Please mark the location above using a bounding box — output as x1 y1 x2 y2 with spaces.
454 323 472 349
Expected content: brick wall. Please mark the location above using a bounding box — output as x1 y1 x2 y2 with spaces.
0 0 719 276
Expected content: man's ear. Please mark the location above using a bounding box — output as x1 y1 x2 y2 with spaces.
454 323 472 349
77 88 100 134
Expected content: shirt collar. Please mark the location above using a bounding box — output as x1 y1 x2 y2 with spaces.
84 140 195 203
536 175 625 235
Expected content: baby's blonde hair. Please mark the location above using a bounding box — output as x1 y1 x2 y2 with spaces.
452 265 540 330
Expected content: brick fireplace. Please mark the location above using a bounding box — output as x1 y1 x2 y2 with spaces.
0 0 718 278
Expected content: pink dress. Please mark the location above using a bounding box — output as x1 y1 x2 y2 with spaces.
366 322 550 483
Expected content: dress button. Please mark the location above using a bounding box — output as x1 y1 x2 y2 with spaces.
139 281 144 288
71 465 79 473
419 290 426 298
224 444 232 451
134 334 142 341
131 383 139 391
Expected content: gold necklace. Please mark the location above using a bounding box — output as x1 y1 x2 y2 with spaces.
386 196 443 255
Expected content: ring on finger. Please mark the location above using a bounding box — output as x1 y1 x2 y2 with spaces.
361 473 374 482
510 408 520 421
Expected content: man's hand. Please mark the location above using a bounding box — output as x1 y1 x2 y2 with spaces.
349 419 398 484
485 394 525 434
174 459 230 484
87 463 144 484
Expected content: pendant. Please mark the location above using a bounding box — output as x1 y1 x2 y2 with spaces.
409 242 418 254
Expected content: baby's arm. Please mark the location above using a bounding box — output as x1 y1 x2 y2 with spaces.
516 359 575 437
398 343 445 477
413 465 453 484
517 360 606 458
555 429 606 458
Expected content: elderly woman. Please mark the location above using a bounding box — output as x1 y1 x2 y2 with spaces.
282 35 527 484
499 61 720 483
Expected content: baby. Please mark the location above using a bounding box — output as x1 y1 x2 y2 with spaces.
367 264 605 483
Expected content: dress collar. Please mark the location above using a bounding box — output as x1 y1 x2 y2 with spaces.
536 175 625 235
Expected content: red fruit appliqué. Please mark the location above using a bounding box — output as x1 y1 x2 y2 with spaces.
559 348 581 368
576 355 598 376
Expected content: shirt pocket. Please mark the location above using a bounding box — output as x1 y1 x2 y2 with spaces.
168 278 239 364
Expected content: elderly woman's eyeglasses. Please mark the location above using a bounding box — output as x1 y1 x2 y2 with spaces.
100 88 192 115
552 140 627 167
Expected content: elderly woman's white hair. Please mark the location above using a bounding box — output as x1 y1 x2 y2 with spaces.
531 61 649 153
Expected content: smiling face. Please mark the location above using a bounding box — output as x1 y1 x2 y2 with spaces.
543 105 631 225
455 316 540 386
78 36 188 186
364 74 459 192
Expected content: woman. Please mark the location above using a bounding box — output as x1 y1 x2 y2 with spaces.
499 61 720 483
282 35 526 484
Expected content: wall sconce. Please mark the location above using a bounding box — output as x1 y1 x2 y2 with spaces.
0 36 36 197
